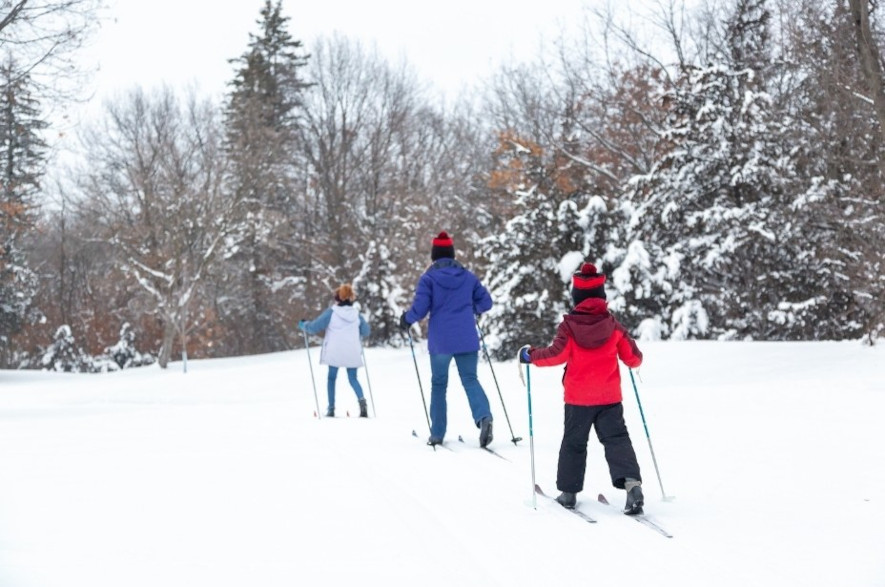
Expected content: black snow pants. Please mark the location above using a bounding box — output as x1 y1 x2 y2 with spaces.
556 402 641 493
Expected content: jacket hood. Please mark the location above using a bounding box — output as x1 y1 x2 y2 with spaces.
332 305 359 324
562 297 615 349
427 258 468 291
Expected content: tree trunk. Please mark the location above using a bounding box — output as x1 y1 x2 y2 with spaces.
849 0 885 161
157 320 175 368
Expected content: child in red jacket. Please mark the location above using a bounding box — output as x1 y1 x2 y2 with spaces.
519 262 645 515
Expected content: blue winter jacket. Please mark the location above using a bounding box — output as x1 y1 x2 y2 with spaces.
404 259 493 355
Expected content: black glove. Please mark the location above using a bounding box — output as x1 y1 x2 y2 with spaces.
399 312 411 332
518 345 532 364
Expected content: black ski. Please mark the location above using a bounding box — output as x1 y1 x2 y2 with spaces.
534 484 597 524
411 429 455 452
458 435 510 461
597 493 673 538
482 447 509 461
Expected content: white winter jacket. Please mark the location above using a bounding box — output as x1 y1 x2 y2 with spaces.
320 306 364 368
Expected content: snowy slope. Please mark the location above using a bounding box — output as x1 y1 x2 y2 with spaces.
0 340 883 586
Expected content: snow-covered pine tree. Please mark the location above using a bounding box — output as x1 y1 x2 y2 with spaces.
775 0 885 342
627 0 796 340
606 237 674 340
0 57 44 366
40 325 87 372
222 0 312 355
481 132 586 358
105 322 155 370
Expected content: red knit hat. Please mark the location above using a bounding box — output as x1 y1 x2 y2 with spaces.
571 262 606 303
431 231 455 260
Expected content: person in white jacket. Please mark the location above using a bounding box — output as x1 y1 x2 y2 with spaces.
299 284 371 417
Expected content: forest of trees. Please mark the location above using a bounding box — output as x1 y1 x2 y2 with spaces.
1 0 882 371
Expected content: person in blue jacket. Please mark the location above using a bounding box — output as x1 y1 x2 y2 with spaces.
400 231 494 447
300 284 371 418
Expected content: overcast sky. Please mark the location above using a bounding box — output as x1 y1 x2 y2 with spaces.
77 0 592 107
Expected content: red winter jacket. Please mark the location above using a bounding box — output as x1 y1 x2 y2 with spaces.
529 298 642 406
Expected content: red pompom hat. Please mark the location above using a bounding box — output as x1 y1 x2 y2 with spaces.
431 231 455 261
571 262 607 303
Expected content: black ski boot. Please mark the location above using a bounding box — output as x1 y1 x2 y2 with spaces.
358 398 368 418
427 436 443 446
325 406 335 418
555 492 577 509
479 417 494 448
624 485 644 515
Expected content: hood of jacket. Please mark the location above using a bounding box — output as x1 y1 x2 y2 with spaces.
332 304 359 324
427 258 469 290
561 297 615 349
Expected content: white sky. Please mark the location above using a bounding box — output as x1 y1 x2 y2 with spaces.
52 0 596 165
78 0 592 107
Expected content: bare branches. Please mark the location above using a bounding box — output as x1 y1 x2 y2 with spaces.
0 0 102 104
76 86 236 367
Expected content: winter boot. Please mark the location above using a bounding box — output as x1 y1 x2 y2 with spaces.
358 398 368 418
479 417 494 448
325 406 335 418
427 436 443 446
624 480 644 515
555 492 577 509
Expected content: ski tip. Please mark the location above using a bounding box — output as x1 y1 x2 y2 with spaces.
534 484 546 496
458 435 465 443
511 437 523 444
597 493 609 505
411 429 418 437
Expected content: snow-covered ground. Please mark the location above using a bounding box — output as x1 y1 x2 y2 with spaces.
1 339 883 586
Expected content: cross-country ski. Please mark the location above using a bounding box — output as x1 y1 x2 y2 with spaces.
534 484 597 524
598 494 673 538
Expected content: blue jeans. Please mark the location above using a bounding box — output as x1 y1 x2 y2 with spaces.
327 366 364 408
428 352 492 440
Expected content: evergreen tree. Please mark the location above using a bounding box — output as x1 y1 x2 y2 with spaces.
222 0 312 354
105 322 155 370
627 0 796 339
777 0 885 341
0 56 44 366
482 132 587 358
40 325 86 372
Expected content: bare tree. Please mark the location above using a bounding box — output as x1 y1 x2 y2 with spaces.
0 0 101 103
298 36 428 338
76 86 239 368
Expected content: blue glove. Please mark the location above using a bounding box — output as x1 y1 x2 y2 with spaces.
298 319 307 331
519 345 532 364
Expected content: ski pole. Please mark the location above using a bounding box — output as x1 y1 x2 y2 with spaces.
628 368 670 500
519 348 537 509
476 321 522 444
302 328 321 418
404 328 432 439
361 345 376 417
